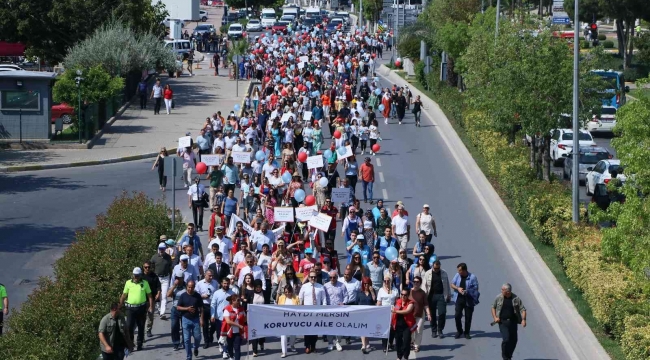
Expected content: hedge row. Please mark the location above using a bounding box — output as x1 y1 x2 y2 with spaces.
414 65 650 359
0 192 179 360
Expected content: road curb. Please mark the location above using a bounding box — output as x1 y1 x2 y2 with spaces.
0 147 179 173
378 64 609 360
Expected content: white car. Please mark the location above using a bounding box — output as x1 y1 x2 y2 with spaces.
200 10 209 22
246 19 262 31
227 23 244 39
586 107 617 133
0 64 24 72
550 128 596 166
585 159 626 195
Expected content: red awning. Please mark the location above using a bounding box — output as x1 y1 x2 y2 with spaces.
0 42 26 56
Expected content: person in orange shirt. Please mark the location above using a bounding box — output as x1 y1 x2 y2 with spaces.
359 157 375 204
321 92 331 119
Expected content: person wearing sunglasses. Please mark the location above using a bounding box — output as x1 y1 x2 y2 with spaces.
409 276 430 352
142 261 162 338
298 271 327 354
119 267 154 352
391 289 417 360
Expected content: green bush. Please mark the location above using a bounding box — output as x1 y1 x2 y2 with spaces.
580 40 591 49
623 67 646 82
602 40 615 49
598 34 607 41
0 192 180 360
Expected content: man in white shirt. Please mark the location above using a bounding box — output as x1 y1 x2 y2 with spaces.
212 132 225 153
299 271 327 353
172 254 198 283
232 241 251 268
187 176 206 231
251 223 276 253
323 271 347 351
185 244 204 279
224 132 237 155
209 227 234 265
391 205 410 251
196 269 219 347
237 254 266 290
203 243 220 273
232 137 247 153
262 155 278 180
340 266 362 345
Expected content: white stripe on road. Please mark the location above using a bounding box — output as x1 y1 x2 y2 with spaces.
379 172 385 183
409 351 417 359
376 158 382 167
382 189 388 200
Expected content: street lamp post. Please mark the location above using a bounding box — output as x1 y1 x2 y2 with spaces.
495 0 501 38
572 0 580 222
75 70 83 144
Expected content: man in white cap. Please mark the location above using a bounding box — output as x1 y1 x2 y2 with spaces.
173 254 198 283
209 226 234 266
119 267 154 351
392 205 411 251
151 239 173 320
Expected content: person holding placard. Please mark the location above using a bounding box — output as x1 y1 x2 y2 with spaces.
181 147 196 189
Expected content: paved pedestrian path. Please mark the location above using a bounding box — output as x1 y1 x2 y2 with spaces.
0 64 248 171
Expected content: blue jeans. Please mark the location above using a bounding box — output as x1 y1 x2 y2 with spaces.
362 180 374 201
227 333 243 360
171 307 183 345
182 317 202 359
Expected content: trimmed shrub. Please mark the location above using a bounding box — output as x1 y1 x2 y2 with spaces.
0 192 179 360
598 34 607 41
580 40 591 49
603 40 615 49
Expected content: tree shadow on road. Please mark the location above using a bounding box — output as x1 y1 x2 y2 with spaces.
0 150 65 167
0 173 105 194
0 222 77 253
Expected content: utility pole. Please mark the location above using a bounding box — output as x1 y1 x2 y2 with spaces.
495 0 501 38
572 0 580 222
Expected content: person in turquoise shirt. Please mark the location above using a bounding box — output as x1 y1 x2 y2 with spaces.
220 156 240 195
348 235 371 266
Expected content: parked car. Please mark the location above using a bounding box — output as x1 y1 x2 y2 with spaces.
221 13 239 25
585 159 626 195
326 18 344 32
550 128 596 166
563 146 612 184
200 10 209 22
51 102 75 124
302 17 317 28
246 19 263 32
272 22 288 34
227 23 244 39
280 15 296 26
0 64 24 72
193 24 215 37
585 106 617 133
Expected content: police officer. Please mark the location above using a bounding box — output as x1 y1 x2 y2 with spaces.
119 267 154 351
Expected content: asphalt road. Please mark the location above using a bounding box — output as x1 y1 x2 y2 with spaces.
1 105 567 359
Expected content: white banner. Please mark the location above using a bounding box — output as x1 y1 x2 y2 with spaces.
247 305 391 339
331 188 350 203
337 145 353 160
306 155 323 169
295 205 318 222
232 151 251 164
201 154 223 166
274 207 295 222
178 136 192 149
228 214 254 237
303 111 312 122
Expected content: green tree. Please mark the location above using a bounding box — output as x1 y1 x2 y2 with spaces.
64 21 178 77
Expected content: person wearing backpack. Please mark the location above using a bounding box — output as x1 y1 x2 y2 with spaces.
137 78 148 109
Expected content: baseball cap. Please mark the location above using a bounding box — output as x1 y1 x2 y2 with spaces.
165 239 176 246
133 267 143 275
423 204 430 208
158 242 167 249
396 201 404 206
357 234 365 240
180 254 190 261
305 248 313 254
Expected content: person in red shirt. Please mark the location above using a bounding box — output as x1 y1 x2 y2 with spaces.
320 198 338 241
163 84 173 115
209 206 226 239
391 289 417 360
359 157 375 204
298 248 316 279
319 238 340 274
392 201 409 217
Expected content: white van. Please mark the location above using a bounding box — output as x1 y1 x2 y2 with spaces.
260 8 277 28
164 39 191 60
305 7 320 18
282 6 299 19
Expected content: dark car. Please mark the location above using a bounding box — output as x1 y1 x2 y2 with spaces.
302 17 317 28
563 146 611 184
272 22 288 34
221 13 239 25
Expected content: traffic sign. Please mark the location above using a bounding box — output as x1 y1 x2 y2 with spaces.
552 17 571 25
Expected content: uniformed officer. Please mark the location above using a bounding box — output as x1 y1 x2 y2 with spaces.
119 267 154 351
0 282 8 336
98 302 134 360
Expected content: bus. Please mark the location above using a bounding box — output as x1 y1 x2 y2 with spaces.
591 70 629 109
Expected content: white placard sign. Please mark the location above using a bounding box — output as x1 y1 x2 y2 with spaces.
295 205 318 222
280 113 292 123
248 305 391 339
306 155 324 169
303 111 312 122
274 207 295 222
308 213 332 232
231 151 251 164
299 56 309 63
298 62 305 70
201 154 223 166
331 188 350 203
337 145 354 160
178 136 192 149
227 214 255 237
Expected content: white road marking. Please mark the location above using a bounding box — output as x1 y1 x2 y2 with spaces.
375 158 382 167
382 189 388 200
379 172 385 183
409 351 417 359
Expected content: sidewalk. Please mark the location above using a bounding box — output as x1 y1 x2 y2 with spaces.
0 62 249 172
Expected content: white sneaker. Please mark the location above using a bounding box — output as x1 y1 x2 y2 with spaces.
384 119 388 124
183 184 188 188
328 344 334 351
222 351 229 359
335 341 343 351
361 150 364 155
